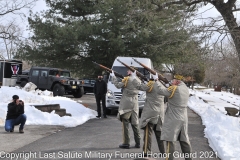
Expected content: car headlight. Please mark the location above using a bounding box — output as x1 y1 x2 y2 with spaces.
139 91 146 101
107 90 114 99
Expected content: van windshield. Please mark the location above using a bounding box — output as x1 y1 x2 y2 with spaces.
111 66 150 78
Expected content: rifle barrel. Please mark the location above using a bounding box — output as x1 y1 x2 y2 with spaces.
92 61 124 79
132 58 169 84
116 59 148 81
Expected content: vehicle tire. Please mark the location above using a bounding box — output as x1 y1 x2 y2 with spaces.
73 87 84 98
20 80 27 87
53 83 65 97
106 108 111 115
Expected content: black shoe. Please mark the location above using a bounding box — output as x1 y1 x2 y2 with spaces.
143 153 151 157
10 126 14 132
96 116 101 118
119 144 130 149
135 143 140 148
19 129 24 134
103 115 107 118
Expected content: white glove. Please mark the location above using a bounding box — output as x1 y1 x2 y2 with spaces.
110 71 115 77
132 70 137 78
152 72 158 80
165 83 170 87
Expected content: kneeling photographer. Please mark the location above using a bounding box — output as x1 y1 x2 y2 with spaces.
5 95 27 133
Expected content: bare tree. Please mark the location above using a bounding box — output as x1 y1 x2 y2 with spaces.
0 0 38 59
204 41 240 92
0 0 37 17
151 0 240 61
0 22 23 59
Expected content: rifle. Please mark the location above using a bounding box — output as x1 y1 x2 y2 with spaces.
132 58 169 84
116 59 148 81
92 61 124 79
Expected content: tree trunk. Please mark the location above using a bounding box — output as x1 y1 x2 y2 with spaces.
214 2 240 62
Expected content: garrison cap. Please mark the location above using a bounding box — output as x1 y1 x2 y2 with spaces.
174 74 184 80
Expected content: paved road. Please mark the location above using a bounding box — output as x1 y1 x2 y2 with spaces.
1 94 220 160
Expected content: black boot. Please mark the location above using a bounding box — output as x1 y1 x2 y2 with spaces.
144 153 151 157
119 144 130 149
135 143 140 148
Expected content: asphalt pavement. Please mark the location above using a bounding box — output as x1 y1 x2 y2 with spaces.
0 94 220 160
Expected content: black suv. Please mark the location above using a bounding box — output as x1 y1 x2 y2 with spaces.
80 78 96 94
16 67 84 98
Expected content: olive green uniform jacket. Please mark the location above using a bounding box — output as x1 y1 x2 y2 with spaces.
133 80 165 131
157 81 190 142
112 75 140 125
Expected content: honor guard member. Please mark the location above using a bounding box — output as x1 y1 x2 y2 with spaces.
132 73 165 156
152 73 192 160
110 67 141 149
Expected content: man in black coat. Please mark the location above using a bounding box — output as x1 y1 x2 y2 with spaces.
5 95 26 133
94 75 107 118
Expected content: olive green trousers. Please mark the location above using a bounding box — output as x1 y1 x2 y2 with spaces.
165 141 192 160
143 123 165 154
121 116 141 145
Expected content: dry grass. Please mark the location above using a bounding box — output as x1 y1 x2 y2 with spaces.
82 103 89 108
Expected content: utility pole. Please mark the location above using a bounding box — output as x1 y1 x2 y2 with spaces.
0 55 6 86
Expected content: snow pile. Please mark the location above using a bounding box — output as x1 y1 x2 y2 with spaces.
0 86 97 127
188 90 240 160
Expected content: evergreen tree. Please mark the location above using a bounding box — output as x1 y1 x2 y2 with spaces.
16 0 197 77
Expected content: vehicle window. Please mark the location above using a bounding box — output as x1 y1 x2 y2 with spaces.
41 70 48 77
32 70 39 76
61 72 70 77
49 70 57 76
111 67 150 78
49 70 70 77
91 80 96 84
84 80 90 84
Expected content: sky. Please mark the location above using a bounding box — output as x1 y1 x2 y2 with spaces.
0 84 240 160
17 0 240 39
193 2 240 45
0 0 49 35
1 0 239 58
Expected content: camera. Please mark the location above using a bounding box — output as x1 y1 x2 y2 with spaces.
19 100 23 104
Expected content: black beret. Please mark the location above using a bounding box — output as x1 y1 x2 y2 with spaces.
12 95 19 100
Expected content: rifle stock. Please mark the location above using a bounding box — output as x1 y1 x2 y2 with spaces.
132 58 169 84
92 61 124 79
116 59 148 81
